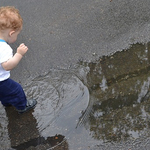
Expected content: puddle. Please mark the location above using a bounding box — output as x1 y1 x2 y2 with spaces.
80 42 150 149
1 42 150 149
25 70 89 134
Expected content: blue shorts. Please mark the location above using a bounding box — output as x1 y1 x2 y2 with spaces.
0 78 27 110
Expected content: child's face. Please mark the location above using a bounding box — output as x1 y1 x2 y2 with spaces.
8 28 21 44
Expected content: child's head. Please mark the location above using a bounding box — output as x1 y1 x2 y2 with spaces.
0 6 23 43
0 6 23 31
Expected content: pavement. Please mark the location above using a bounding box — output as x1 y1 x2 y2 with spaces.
1 0 150 84
1 0 150 149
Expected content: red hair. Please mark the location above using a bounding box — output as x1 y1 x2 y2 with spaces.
0 6 23 31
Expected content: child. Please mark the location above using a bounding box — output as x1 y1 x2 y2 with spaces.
0 6 37 113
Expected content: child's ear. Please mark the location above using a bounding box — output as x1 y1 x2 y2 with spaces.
9 30 15 36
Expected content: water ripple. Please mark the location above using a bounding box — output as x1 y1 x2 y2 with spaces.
24 69 89 138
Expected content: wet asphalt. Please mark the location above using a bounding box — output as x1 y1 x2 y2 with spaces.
1 0 150 84
1 0 150 150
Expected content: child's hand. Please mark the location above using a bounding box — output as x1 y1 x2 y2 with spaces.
17 43 28 56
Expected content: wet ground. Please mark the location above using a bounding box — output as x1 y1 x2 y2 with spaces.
1 42 150 149
1 0 150 150
2 0 150 84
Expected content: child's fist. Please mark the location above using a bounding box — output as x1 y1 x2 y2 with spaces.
17 43 28 56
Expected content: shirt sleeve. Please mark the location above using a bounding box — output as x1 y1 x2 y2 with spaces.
0 43 13 64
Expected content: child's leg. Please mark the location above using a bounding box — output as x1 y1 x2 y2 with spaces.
0 78 27 110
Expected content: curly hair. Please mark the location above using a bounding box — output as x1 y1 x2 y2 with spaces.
0 6 23 31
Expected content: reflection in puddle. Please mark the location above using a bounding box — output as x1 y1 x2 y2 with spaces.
79 42 150 149
24 70 90 149
1 42 150 149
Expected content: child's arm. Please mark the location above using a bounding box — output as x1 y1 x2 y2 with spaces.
2 43 28 71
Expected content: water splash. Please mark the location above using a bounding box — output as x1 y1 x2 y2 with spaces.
24 69 89 138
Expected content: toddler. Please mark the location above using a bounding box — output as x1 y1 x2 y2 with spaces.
0 6 37 113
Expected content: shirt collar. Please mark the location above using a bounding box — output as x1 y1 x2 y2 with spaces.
0 39 6 43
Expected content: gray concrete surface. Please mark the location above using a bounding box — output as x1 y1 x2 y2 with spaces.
1 1 150 149
1 0 150 84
